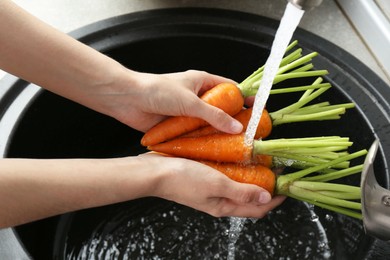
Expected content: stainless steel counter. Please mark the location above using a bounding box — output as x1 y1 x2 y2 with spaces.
2 0 389 84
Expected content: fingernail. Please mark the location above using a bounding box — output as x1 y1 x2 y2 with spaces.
230 120 243 133
258 192 271 204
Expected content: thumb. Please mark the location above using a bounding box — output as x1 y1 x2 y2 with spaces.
223 182 272 205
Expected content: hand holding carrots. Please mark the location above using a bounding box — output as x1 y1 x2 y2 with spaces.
104 69 244 134
140 153 285 218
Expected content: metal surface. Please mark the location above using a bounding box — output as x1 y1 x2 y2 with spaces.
361 139 390 241
288 0 323 10
337 0 390 81
0 228 30 260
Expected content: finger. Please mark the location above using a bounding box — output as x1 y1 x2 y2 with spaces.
216 195 286 218
208 179 285 217
191 70 237 95
189 101 243 134
221 181 272 205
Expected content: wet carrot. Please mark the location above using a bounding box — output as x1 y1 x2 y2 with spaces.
182 107 272 139
254 154 273 168
203 150 369 219
148 132 272 167
141 83 244 146
148 133 253 163
148 133 353 170
200 161 276 194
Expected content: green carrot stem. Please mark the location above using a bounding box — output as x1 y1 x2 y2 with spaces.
277 52 319 75
279 148 347 157
272 84 331 115
291 63 314 73
271 108 346 125
299 77 323 99
266 76 354 125
271 153 350 169
280 151 344 159
293 103 355 114
293 181 360 193
272 70 328 85
241 41 302 83
239 70 324 97
285 40 299 52
276 150 367 185
302 164 364 182
287 194 363 219
242 41 300 85
253 137 352 154
238 47 326 97
253 137 354 171
239 47 304 93
294 101 331 109
265 136 343 142
240 67 328 97
279 48 302 68
288 186 361 210
270 149 350 160
269 83 330 94
274 150 350 162
317 190 361 200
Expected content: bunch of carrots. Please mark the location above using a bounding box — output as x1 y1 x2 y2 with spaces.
141 41 367 219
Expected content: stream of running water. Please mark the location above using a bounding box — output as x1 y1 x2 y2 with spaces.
227 2 305 259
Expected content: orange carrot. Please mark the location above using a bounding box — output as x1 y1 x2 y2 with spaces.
141 83 244 146
200 161 276 194
253 154 273 168
148 133 253 163
182 107 272 139
147 132 353 170
148 132 273 167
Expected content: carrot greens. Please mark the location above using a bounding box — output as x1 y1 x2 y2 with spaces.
276 150 368 219
238 40 328 98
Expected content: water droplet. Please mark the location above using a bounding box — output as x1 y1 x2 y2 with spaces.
319 241 327 248
310 214 319 222
325 214 333 221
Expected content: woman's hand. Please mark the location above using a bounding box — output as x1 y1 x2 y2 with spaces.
98 69 244 133
0 154 284 228
138 153 285 218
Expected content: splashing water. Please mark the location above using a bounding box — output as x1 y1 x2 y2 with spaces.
227 217 247 260
244 2 305 146
304 202 332 259
228 3 305 259
65 198 364 259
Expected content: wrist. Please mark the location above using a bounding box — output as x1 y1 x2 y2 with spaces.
110 155 167 199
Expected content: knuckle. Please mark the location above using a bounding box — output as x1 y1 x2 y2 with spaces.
236 190 255 204
209 108 229 125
